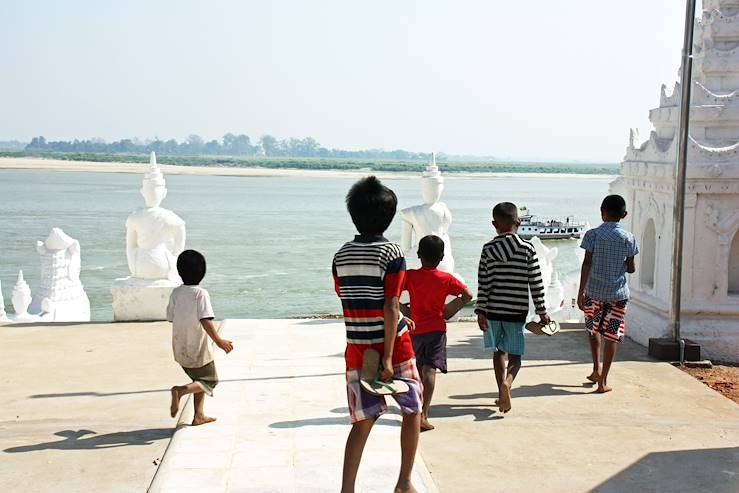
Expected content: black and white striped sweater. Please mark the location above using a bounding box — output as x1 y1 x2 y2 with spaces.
475 233 547 322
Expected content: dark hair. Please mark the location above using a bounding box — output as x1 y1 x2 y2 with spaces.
601 194 627 218
345 176 397 235
492 202 519 225
418 235 445 265
177 249 206 285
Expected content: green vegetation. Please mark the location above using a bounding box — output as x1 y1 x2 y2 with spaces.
0 150 619 175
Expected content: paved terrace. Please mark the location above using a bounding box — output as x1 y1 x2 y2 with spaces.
2 319 738 492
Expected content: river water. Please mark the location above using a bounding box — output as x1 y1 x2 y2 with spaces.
0 170 612 320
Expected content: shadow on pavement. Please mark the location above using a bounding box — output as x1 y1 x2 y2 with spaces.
269 417 400 428
447 328 652 363
29 372 344 399
591 447 739 493
428 404 502 421
4 428 173 453
449 382 591 400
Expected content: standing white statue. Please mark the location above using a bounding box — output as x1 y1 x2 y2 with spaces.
0 280 8 322
400 153 458 274
400 154 465 314
111 152 186 321
29 227 91 322
528 237 565 319
11 270 37 322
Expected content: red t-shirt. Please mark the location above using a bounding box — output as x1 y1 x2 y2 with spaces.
403 267 468 334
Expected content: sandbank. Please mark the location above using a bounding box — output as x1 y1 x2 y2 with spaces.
0 157 617 181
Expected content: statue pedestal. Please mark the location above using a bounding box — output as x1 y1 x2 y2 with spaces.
31 296 91 323
111 277 179 321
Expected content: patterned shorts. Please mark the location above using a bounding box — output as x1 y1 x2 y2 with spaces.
484 320 526 356
584 296 628 343
345 358 423 423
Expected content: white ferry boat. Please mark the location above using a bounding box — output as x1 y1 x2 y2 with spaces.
518 207 588 240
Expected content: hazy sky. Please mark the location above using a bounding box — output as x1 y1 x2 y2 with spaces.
1 1 691 162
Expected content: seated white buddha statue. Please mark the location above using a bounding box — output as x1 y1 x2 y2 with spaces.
125 152 186 282
400 153 457 274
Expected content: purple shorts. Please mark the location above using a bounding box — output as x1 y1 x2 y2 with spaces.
411 331 448 373
345 358 423 423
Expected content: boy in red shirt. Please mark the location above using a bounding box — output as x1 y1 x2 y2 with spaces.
402 235 472 431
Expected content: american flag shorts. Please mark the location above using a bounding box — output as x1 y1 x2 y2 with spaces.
345 358 423 423
583 296 628 343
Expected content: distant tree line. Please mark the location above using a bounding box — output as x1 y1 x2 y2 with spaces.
25 134 431 161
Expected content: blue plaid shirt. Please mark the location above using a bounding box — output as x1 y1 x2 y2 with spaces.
581 222 639 301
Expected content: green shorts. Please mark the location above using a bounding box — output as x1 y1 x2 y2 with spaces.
483 320 525 356
182 361 219 396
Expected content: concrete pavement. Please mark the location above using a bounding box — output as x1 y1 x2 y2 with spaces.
149 319 436 493
151 320 739 493
420 323 739 493
0 321 184 493
3 319 737 492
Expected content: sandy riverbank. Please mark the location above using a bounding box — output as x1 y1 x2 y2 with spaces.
0 157 617 181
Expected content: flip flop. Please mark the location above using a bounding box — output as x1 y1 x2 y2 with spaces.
359 349 410 396
525 320 560 336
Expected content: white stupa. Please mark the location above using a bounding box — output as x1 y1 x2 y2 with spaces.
30 228 91 322
610 0 739 362
11 270 38 322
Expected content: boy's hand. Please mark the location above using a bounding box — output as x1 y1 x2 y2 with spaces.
404 317 416 332
577 292 586 311
216 339 234 354
477 313 488 332
539 313 551 324
380 357 393 382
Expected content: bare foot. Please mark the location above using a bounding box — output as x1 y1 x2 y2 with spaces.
394 481 418 493
420 417 435 432
499 382 512 413
596 384 612 394
586 371 601 384
170 387 180 418
192 415 217 426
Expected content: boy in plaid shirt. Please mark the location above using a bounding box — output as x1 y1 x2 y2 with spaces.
578 195 639 393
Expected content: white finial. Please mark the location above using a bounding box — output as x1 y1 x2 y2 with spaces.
143 151 165 188
423 152 442 180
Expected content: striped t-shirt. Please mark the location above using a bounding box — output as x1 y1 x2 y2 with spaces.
332 235 414 370
476 233 547 322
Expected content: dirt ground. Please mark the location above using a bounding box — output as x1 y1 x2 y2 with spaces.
682 364 739 405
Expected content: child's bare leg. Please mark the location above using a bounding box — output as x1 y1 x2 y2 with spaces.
420 366 436 430
170 383 201 418
505 354 522 386
493 350 506 391
495 351 512 412
192 391 216 425
587 332 602 383
395 412 420 493
341 419 374 493
597 340 618 393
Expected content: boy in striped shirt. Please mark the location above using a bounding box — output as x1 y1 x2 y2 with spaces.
476 202 550 413
332 176 423 493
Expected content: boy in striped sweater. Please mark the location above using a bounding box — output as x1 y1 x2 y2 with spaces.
476 202 550 413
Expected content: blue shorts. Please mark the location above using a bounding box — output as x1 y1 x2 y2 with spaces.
484 320 525 356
